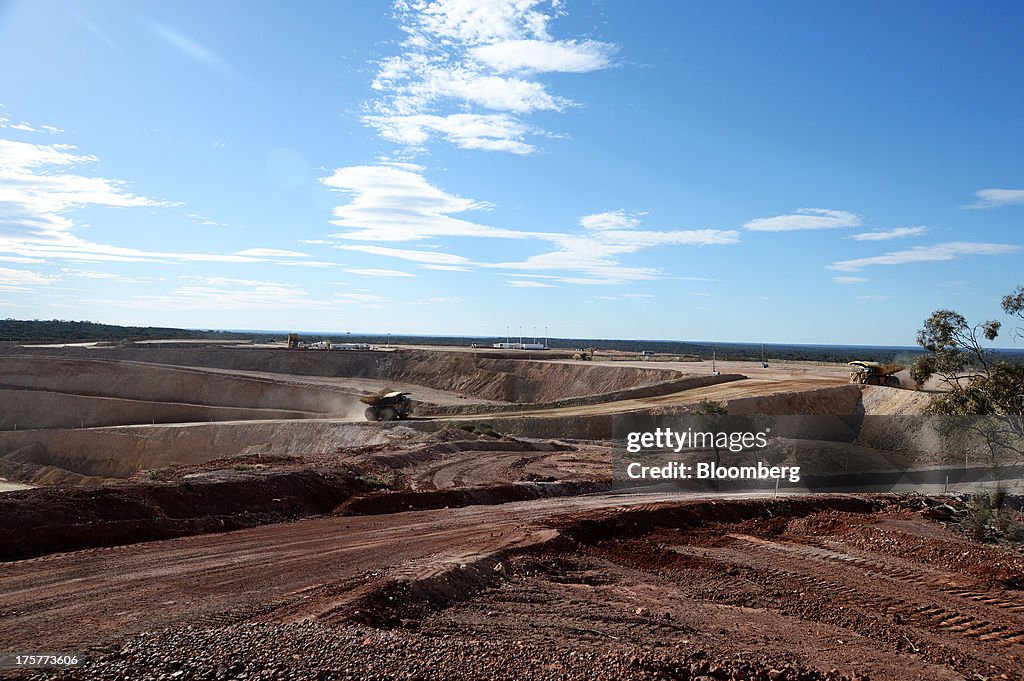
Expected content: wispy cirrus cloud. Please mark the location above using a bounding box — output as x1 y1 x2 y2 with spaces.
0 127 335 268
594 293 654 300
345 268 416 277
334 244 471 265
0 115 63 135
963 188 1024 210
365 0 616 154
143 20 233 77
833 276 867 284
850 226 927 241
744 208 861 232
829 242 1020 272
320 162 739 284
87 276 322 311
234 248 311 258
0 266 56 292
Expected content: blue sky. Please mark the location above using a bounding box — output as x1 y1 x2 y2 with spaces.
0 0 1022 345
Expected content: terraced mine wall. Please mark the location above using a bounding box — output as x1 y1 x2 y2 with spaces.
0 387 320 430
3 347 681 403
727 385 864 416
0 356 360 425
419 373 746 416
0 421 399 483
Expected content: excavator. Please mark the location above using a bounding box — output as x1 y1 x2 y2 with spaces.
360 390 413 421
848 361 903 387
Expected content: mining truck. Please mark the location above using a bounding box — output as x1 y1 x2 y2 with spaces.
360 390 412 421
848 361 904 387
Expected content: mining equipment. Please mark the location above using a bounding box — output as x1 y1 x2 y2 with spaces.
848 361 904 387
573 347 595 361
286 333 300 349
360 390 413 421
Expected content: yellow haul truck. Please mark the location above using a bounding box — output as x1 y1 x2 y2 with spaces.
848 361 904 387
360 390 413 421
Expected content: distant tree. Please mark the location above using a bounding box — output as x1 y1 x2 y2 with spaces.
911 286 1024 462
911 298 1024 417
1002 285 1024 342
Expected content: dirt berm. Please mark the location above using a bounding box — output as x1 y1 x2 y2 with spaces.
0 468 374 561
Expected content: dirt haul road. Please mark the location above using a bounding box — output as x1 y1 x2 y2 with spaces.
1 494 1022 680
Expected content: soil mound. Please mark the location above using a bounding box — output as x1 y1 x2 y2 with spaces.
0 468 372 561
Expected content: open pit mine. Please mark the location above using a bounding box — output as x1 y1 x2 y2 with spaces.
0 342 1021 680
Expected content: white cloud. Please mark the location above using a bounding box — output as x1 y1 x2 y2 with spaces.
579 210 642 231
484 226 738 284
850 226 927 241
0 132 339 269
334 244 470 264
506 279 555 288
60 268 154 284
235 248 310 258
322 162 523 241
0 138 162 244
409 0 556 44
421 264 471 271
336 292 386 302
833 276 867 284
963 188 1024 210
321 165 739 285
93 277 319 311
595 292 653 300
346 268 415 277
471 39 616 73
365 0 616 153
830 242 1021 272
0 266 55 291
744 208 861 232
189 213 227 226
366 113 536 154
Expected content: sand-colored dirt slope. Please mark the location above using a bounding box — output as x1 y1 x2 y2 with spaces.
0 356 360 416
0 387 322 430
5 346 683 403
860 384 936 415
0 421 414 480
